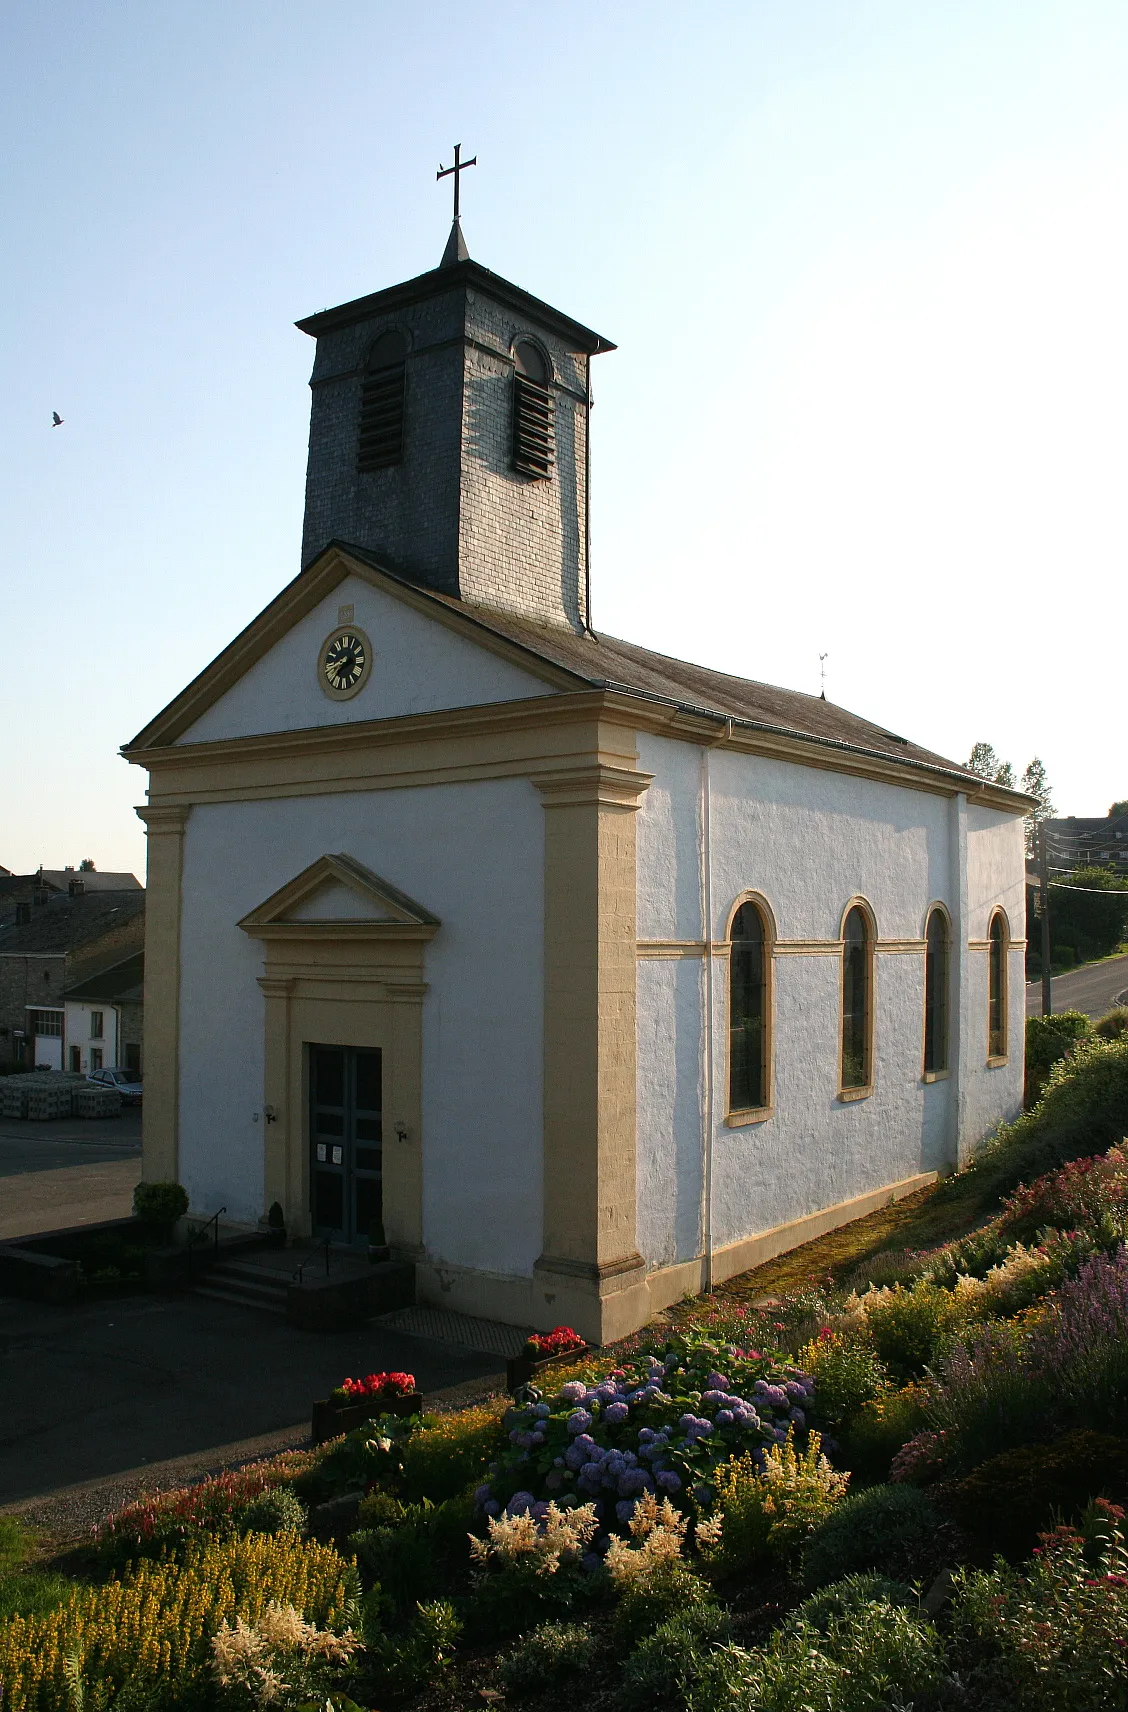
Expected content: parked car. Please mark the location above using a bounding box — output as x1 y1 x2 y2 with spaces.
87 1067 143 1106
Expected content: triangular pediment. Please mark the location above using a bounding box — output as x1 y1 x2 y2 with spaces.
238 853 440 941
123 544 584 753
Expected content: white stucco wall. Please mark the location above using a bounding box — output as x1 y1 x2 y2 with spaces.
177 777 545 1273
177 573 555 745
634 733 1025 1271
64 1000 118 1073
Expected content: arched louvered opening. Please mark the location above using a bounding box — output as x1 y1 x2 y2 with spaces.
357 329 408 471
512 339 554 479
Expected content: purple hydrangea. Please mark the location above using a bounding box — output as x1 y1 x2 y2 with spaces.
505 1491 536 1516
534 1402 552 1418
616 1499 638 1523
715 1408 734 1427
656 1471 682 1492
567 1409 594 1435
484 1499 501 1517
474 1483 491 1507
559 1380 588 1403
604 1401 629 1424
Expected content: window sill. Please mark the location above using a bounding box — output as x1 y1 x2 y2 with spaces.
921 1069 950 1083
725 1107 774 1128
838 1085 873 1103
987 1054 1009 1068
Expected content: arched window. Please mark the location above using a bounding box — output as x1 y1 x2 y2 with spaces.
841 904 873 1093
512 339 554 480
988 910 1009 1061
729 901 770 1114
923 907 950 1075
357 329 408 471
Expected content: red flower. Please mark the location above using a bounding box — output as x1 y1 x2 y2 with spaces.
525 1325 586 1357
340 1370 416 1399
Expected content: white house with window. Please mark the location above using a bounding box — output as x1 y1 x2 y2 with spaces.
125 226 1029 1344
62 1000 116 1075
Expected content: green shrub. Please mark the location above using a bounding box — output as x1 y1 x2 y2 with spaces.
364 1598 462 1705
799 1332 888 1429
352 1493 475 1609
131 1180 189 1227
860 1283 962 1380
0 1517 31 1579
602 1494 715 1645
1096 1006 1128 1042
957 1039 1128 1207
939 1430 1128 1560
686 1598 947 1712
238 1485 307 1536
840 1246 929 1294
795 1572 916 1631
619 1604 732 1708
0 1571 73 1622
498 1619 597 1695
949 1504 1128 1709
1025 1010 1091 1102
801 1484 943 1592
468 1500 599 1640
926 1223 1012 1285
926 1322 1049 1474
838 1382 933 1483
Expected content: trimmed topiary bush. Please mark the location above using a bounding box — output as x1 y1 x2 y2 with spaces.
801 1483 943 1592
795 1571 917 1632
1025 1011 1091 1104
132 1179 189 1229
1095 1006 1128 1043
238 1486 307 1536
619 1604 731 1708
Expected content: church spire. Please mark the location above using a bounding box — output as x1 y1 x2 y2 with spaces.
440 217 469 267
436 143 476 267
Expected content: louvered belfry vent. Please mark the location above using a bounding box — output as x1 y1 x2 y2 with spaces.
357 329 408 472
512 340 554 480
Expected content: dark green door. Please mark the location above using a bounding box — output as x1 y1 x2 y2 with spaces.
309 1045 382 1244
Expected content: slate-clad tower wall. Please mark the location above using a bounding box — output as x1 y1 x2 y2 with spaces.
297 252 613 633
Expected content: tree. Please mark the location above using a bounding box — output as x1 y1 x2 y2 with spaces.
1022 757 1054 856
967 742 1014 785
1110 800 1128 819
1049 865 1128 963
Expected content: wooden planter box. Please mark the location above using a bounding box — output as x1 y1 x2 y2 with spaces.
506 1345 590 1395
311 1391 424 1446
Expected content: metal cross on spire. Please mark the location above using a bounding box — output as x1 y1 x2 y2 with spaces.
437 142 477 221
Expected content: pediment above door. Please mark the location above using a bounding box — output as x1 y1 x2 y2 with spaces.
237 853 440 943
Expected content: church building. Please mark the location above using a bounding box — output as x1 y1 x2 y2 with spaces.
125 207 1029 1344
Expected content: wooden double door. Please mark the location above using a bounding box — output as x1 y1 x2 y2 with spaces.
309 1044 382 1245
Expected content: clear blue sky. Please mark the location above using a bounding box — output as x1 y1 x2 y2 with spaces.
3 1 1126 877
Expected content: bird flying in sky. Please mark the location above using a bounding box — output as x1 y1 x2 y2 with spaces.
51 412 63 427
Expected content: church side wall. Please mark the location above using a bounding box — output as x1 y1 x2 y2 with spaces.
633 733 1024 1274
177 779 544 1270
959 801 1027 1153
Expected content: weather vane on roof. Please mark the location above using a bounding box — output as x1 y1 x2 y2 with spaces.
437 143 477 222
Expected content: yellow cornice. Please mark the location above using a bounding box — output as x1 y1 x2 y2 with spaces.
127 683 1032 814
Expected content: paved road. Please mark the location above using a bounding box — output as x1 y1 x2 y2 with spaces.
1026 952 1128 1019
0 1289 500 1505
0 1111 141 1241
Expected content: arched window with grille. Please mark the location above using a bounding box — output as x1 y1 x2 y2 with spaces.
923 906 951 1076
988 909 1009 1061
512 339 554 479
728 899 772 1117
357 329 408 471
840 903 874 1095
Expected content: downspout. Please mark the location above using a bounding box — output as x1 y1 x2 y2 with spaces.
700 717 733 1294
583 355 594 637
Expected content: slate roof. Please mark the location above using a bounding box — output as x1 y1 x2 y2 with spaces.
0 890 145 957
63 951 144 1004
339 545 996 790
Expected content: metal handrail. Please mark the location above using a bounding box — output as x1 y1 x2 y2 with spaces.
292 1234 332 1286
186 1206 226 1282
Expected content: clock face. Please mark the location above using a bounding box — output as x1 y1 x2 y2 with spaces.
318 626 372 700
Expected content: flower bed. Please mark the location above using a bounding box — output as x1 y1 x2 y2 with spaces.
481 1339 814 1527
506 1326 589 1392
313 1371 423 1445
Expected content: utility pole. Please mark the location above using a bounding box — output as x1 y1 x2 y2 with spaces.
1038 820 1052 1017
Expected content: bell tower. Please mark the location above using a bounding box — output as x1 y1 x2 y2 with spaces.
297 205 614 633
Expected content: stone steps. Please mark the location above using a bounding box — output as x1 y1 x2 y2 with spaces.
193 1259 290 1315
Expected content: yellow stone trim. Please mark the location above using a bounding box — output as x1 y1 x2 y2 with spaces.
135 804 188 1186
532 757 652 1344
636 940 707 959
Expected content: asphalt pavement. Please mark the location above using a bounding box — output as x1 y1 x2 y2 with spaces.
1025 952 1128 1019
0 1110 141 1241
